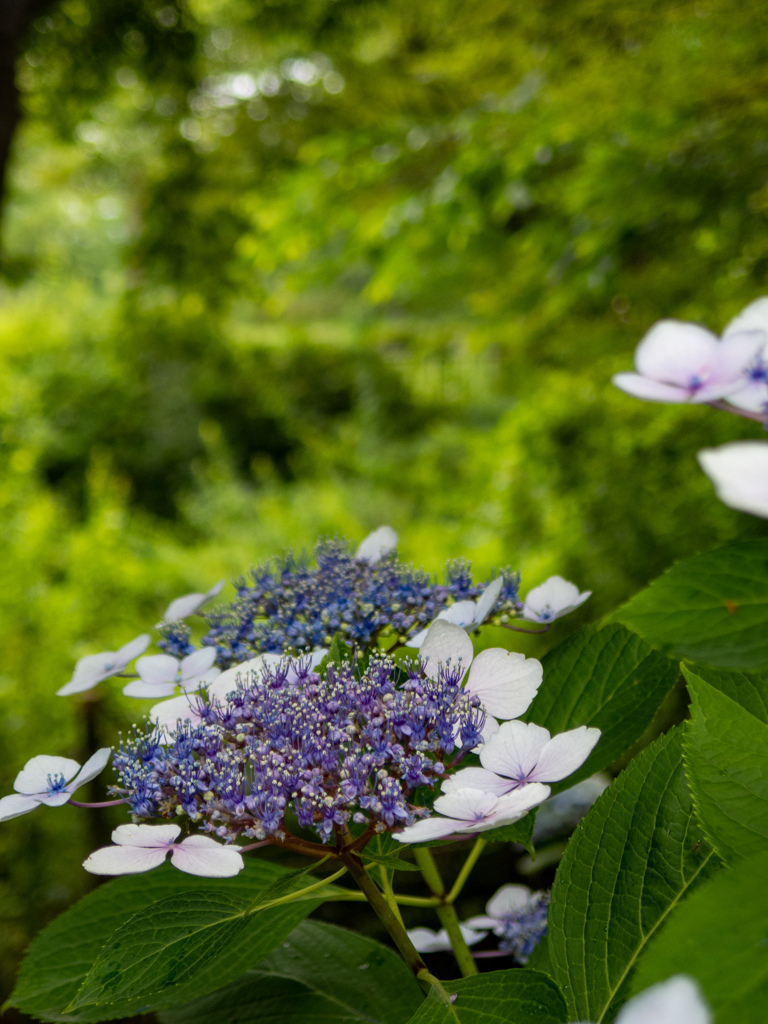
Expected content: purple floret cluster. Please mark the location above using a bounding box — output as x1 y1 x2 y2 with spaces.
113 653 486 843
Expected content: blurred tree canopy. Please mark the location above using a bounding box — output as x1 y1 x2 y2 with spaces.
2 0 768 1009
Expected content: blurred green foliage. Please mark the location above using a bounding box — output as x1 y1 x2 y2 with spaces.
2 0 768 1010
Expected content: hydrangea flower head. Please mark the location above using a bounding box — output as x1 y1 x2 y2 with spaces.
0 749 111 821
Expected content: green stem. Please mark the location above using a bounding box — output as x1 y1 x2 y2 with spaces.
413 847 478 978
253 865 349 914
380 866 405 927
323 890 441 907
447 838 486 904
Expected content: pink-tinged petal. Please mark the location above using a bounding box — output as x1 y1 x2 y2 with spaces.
698 442 768 518
392 817 462 844
473 577 504 626
708 330 765 379
634 320 719 387
116 634 151 667
171 836 244 877
530 726 601 783
726 379 768 412
480 720 551 781
485 884 532 919
123 680 177 699
136 654 179 686
112 823 181 847
465 649 543 720
355 525 398 563
441 766 513 797
421 621 474 682
486 783 550 826
433 788 499 823
180 647 218 679
67 748 111 792
83 845 170 875
723 296 768 338
57 653 117 696
615 976 712 1024
0 793 40 821
14 755 81 794
612 373 694 403
150 695 205 730
439 601 480 628
164 581 225 623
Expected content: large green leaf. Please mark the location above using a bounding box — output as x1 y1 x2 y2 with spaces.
548 728 720 1022
524 623 678 789
683 664 768 864
405 970 567 1024
158 919 423 1024
632 849 768 1021
7 859 340 1023
613 539 768 669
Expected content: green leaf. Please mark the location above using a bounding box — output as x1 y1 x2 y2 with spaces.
361 834 421 872
405 970 567 1024
612 539 768 669
548 728 721 1022
524 623 679 789
682 664 768 864
158 919 423 1024
327 632 353 666
632 849 768 1021
7 859 340 1022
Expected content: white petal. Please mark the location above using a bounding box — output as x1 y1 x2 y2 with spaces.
726 378 768 413
465 649 542 720
698 442 768 518
521 576 590 622
486 783 551 826
438 602 479 628
473 577 504 626
485 883 533 919
0 793 40 821
530 726 601 783
171 836 245 877
723 296 768 337
441 766 513 797
433 788 499 823
123 680 177 698
615 976 712 1024
612 372 694 404
355 525 398 563
634 320 720 387
392 817 462 843
66 748 112 792
180 647 218 680
421 621 474 682
405 627 429 649
83 845 170 875
14 755 81 795
208 656 265 701
181 667 220 693
112 822 181 847
136 654 179 686
58 653 117 696
407 927 454 953
480 720 551 781
150 694 204 729
38 791 77 807
164 580 225 623
116 634 151 667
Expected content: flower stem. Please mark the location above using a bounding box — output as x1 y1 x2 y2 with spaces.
413 847 478 978
253 865 349 913
447 837 486 904
68 798 127 808
380 866 405 927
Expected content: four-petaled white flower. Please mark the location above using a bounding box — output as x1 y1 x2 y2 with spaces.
444 720 601 796
0 749 111 822
355 525 398 563
162 580 225 623
697 441 768 519
123 647 221 699
612 314 762 404
406 578 504 648
393 784 550 844
407 924 487 953
463 883 538 934
83 823 244 877
521 576 591 624
574 975 712 1024
716 296 768 414
420 621 542 727
57 634 151 696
